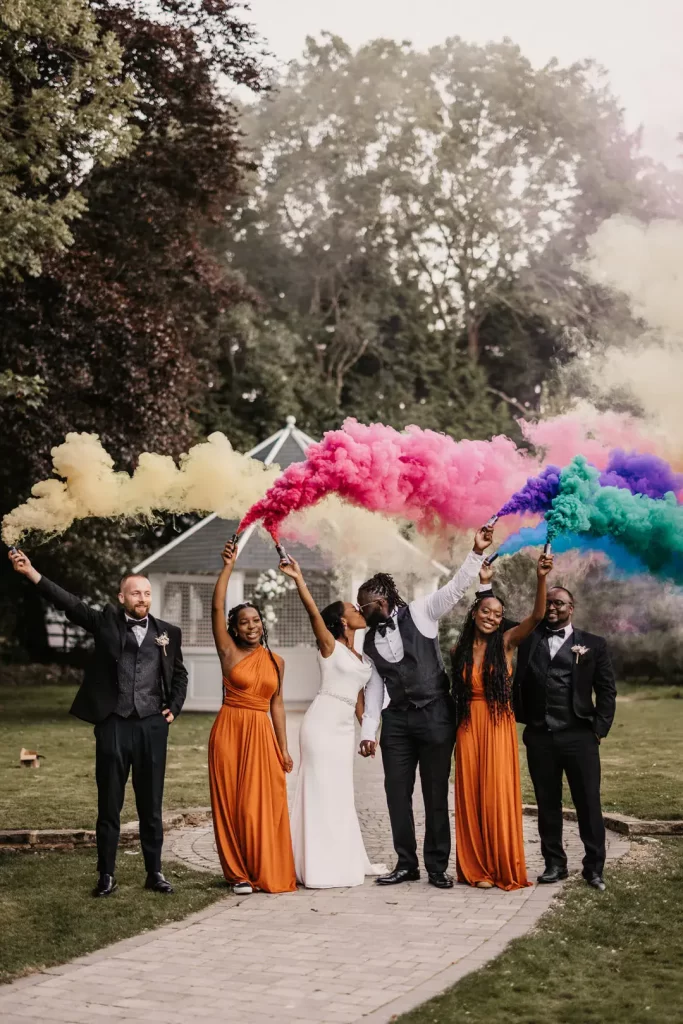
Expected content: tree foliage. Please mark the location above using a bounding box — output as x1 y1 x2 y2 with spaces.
0 0 138 276
0 0 266 657
229 32 648 389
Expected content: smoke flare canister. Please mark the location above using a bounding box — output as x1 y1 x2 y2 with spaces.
543 542 552 556
275 542 291 565
483 514 499 529
484 551 499 566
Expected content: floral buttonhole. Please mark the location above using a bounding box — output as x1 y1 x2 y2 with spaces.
571 644 589 664
155 632 170 656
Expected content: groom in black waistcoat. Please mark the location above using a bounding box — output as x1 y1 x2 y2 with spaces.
515 586 616 891
357 528 493 889
10 549 187 897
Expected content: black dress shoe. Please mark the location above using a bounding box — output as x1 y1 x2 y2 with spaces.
92 873 118 897
586 874 606 892
145 871 174 894
376 867 420 885
537 865 569 884
428 871 454 889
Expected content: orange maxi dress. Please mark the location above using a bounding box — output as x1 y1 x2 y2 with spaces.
208 646 296 893
455 664 531 890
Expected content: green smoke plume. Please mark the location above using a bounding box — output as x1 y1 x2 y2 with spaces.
546 457 683 579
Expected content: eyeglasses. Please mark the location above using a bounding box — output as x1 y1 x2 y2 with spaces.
355 600 378 612
546 599 571 608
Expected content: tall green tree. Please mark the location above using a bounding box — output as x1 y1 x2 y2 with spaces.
231 32 647 380
0 0 266 659
0 0 138 277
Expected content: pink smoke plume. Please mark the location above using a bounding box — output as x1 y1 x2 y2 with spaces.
520 410 659 469
238 419 533 539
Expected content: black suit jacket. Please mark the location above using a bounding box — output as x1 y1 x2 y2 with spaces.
36 576 188 724
514 625 616 738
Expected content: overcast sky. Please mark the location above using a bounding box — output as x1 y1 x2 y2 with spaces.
246 0 682 166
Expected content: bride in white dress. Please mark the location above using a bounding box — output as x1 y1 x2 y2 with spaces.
280 557 386 888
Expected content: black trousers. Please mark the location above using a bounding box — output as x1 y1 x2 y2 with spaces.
379 697 456 875
94 713 169 875
523 724 605 877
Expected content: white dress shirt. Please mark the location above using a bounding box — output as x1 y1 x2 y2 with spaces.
125 613 149 648
360 550 485 742
547 623 573 659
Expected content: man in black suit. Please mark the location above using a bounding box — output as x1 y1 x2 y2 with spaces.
515 585 616 891
10 548 188 897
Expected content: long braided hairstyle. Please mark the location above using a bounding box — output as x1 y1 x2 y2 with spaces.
450 593 513 728
227 602 281 694
358 572 407 613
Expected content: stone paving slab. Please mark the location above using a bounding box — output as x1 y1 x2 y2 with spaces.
0 713 630 1023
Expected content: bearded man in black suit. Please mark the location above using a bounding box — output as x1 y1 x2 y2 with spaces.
515 585 616 891
10 548 187 897
477 563 616 891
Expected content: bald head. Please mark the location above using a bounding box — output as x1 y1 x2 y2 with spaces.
118 574 152 619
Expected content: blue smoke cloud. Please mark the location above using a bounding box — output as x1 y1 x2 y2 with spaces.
496 523 649 578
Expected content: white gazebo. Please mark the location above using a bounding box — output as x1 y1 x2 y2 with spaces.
134 417 447 710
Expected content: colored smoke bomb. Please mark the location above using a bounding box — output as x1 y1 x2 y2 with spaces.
275 542 291 564
484 552 499 565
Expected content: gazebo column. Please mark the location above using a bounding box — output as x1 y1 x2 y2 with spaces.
225 572 244 616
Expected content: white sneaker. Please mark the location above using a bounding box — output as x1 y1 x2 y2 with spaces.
233 882 253 895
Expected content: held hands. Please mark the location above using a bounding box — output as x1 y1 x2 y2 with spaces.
279 555 303 582
473 525 494 555
537 553 554 577
359 740 377 758
8 549 41 584
221 540 238 568
479 560 495 585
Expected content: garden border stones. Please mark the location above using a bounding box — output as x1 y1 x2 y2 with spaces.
0 807 212 851
2 804 680 852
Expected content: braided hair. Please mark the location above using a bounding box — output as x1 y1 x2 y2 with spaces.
450 592 513 728
358 572 407 613
227 602 281 694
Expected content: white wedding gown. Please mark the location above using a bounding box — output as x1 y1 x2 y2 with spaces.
291 641 386 888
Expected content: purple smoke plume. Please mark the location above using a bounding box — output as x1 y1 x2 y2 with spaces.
598 449 683 500
496 465 562 517
495 450 683 521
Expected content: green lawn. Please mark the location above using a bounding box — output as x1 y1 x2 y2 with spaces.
398 839 683 1024
1 682 682 1007
0 850 227 984
0 685 215 829
517 695 683 820
2 684 683 829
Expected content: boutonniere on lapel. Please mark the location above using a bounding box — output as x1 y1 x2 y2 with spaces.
155 632 170 657
571 644 589 664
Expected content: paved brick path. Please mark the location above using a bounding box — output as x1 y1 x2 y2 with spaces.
0 714 630 1023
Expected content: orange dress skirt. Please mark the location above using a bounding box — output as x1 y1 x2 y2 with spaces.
455 665 531 890
208 646 296 893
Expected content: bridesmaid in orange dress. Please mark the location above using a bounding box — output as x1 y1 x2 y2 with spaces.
451 551 554 891
208 539 296 895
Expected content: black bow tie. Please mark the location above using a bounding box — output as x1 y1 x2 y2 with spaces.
544 627 565 638
377 618 397 638
127 618 148 630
